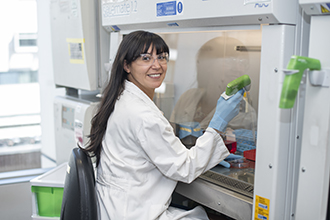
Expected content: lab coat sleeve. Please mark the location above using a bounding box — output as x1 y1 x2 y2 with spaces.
137 113 229 184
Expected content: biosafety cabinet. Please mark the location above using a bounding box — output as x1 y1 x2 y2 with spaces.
101 1 330 219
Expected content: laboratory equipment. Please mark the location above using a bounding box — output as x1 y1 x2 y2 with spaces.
291 1 330 219
279 56 321 108
49 0 109 165
50 0 109 91
225 74 251 97
54 95 99 165
100 0 330 219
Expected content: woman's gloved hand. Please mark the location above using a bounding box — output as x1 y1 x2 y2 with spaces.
219 154 244 168
208 89 244 132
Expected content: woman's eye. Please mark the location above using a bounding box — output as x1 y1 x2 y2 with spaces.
158 55 165 60
141 55 151 61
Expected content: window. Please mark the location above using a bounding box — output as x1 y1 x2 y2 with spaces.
0 0 41 172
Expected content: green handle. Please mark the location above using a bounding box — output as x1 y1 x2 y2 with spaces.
225 74 251 96
279 56 321 109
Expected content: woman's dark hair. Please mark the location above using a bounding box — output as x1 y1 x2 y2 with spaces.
82 30 169 166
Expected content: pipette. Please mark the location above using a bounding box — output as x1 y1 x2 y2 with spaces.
221 74 251 100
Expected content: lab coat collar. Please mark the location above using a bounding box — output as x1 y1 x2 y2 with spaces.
124 80 160 112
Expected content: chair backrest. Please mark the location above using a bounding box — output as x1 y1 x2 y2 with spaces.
60 148 98 220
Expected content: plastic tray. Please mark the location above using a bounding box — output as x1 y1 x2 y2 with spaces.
233 129 257 152
30 163 67 218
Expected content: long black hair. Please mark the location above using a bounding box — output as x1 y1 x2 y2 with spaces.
82 30 169 166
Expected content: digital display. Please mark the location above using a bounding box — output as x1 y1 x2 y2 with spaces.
62 106 74 130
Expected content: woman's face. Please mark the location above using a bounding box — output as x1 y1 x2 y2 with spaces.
125 46 167 99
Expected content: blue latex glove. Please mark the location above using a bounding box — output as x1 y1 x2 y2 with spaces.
219 160 231 168
219 154 244 168
225 153 244 161
208 89 244 132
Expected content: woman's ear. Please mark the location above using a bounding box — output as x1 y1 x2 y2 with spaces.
123 60 130 73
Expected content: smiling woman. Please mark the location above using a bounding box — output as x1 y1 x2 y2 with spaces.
79 30 242 220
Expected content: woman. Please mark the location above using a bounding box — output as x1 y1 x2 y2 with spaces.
83 30 243 220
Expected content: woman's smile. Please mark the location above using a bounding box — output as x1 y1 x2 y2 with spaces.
148 73 162 78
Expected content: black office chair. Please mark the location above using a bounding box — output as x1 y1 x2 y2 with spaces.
60 147 98 220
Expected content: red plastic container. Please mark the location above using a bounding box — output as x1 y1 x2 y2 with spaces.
244 149 256 161
224 140 237 154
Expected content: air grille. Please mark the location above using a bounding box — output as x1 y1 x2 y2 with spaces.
199 170 254 198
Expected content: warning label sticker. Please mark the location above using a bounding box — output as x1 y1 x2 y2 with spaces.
254 195 270 220
156 1 183 17
321 3 330 13
66 38 85 64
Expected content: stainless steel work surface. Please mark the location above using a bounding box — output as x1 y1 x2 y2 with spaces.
175 164 254 220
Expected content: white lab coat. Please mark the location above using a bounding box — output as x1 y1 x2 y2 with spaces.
96 80 229 220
